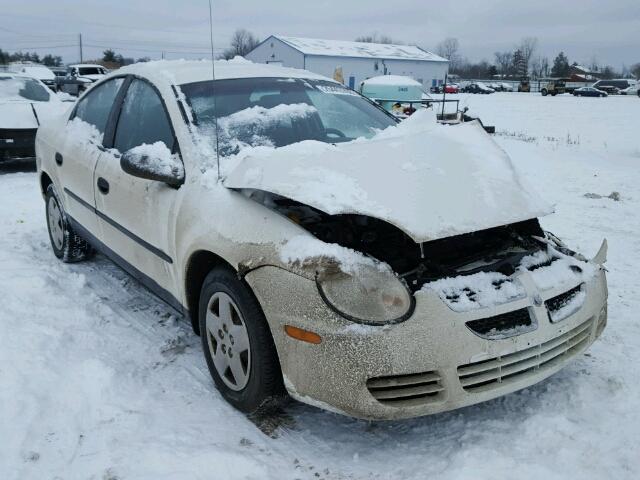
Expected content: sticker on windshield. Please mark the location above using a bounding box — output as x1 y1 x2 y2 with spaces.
316 85 359 96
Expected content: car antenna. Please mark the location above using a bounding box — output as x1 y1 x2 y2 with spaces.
208 0 221 180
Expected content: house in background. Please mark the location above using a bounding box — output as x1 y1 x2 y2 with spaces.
245 35 449 91
568 64 600 82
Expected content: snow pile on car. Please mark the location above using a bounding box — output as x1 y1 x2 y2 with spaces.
126 141 185 179
66 117 103 143
279 235 388 275
222 109 553 243
216 103 318 153
423 245 598 312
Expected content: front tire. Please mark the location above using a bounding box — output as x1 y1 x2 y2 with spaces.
45 184 93 262
199 267 285 414
541 89 548 96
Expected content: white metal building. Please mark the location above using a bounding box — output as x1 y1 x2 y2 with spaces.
245 35 449 91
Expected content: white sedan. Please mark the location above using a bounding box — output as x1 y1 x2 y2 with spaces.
0 73 68 161
36 59 608 420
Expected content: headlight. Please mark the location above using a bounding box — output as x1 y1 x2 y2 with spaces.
316 265 414 325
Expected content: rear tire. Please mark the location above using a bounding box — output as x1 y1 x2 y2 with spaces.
45 184 93 262
199 267 285 414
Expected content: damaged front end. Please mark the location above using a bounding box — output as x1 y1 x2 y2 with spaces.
243 189 605 338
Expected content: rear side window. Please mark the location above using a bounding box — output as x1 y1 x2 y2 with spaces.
113 79 174 153
74 78 124 135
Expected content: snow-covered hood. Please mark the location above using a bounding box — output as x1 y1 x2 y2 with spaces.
223 113 553 243
0 100 66 129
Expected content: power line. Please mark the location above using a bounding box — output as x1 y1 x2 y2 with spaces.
0 44 78 50
83 44 217 55
0 13 211 36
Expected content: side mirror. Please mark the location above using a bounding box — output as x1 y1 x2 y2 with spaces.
120 149 184 187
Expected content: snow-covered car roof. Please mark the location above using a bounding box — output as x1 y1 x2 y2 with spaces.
8 64 55 80
273 36 448 62
116 58 332 86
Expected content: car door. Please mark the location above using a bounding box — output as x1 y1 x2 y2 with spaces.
59 77 125 236
93 78 182 305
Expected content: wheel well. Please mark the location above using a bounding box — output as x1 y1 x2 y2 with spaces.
40 172 53 197
184 250 235 335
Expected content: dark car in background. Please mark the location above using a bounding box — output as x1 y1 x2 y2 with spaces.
461 82 495 94
573 87 608 97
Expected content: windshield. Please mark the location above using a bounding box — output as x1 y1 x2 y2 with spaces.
0 76 50 102
181 77 397 156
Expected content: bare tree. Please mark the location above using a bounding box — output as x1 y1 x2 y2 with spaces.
436 37 460 71
631 63 640 79
494 51 513 77
530 55 550 79
221 28 260 59
516 37 538 73
355 33 395 44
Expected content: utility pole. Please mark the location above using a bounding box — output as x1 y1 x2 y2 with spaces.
79 33 83 63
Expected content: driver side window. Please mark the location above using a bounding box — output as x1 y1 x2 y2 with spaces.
113 79 175 153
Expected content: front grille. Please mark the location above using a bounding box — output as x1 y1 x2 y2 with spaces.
466 308 533 338
367 371 444 406
457 318 594 393
0 129 37 154
545 284 584 322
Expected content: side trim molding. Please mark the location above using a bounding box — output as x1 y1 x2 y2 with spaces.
64 187 173 264
67 214 185 315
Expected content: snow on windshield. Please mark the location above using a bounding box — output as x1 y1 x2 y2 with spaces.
181 76 396 165
0 77 50 102
216 103 319 153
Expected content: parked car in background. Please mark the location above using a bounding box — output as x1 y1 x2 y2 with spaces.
573 87 608 97
592 79 635 95
57 64 109 96
489 82 510 92
0 73 67 161
36 59 608 420
8 62 57 91
619 84 639 96
443 83 459 94
462 82 495 94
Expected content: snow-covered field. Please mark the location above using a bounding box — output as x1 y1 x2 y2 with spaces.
1 93 639 479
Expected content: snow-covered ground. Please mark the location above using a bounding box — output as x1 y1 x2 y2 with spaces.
1 93 639 479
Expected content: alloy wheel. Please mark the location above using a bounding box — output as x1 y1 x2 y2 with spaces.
47 196 64 250
205 292 251 391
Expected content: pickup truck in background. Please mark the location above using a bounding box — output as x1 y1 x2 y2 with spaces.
55 64 108 96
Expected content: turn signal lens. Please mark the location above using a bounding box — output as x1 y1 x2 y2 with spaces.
284 325 322 344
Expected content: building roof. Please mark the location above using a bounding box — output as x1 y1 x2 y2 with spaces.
273 35 448 62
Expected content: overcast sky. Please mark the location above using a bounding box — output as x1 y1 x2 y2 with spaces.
1 0 638 68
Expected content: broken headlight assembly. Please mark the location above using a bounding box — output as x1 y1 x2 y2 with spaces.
316 265 415 325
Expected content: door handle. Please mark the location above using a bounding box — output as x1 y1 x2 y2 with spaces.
55 152 63 166
97 177 110 194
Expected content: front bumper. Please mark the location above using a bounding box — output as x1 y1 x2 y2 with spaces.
0 128 37 159
246 266 608 420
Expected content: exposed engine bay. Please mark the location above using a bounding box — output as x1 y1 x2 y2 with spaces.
242 189 547 292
